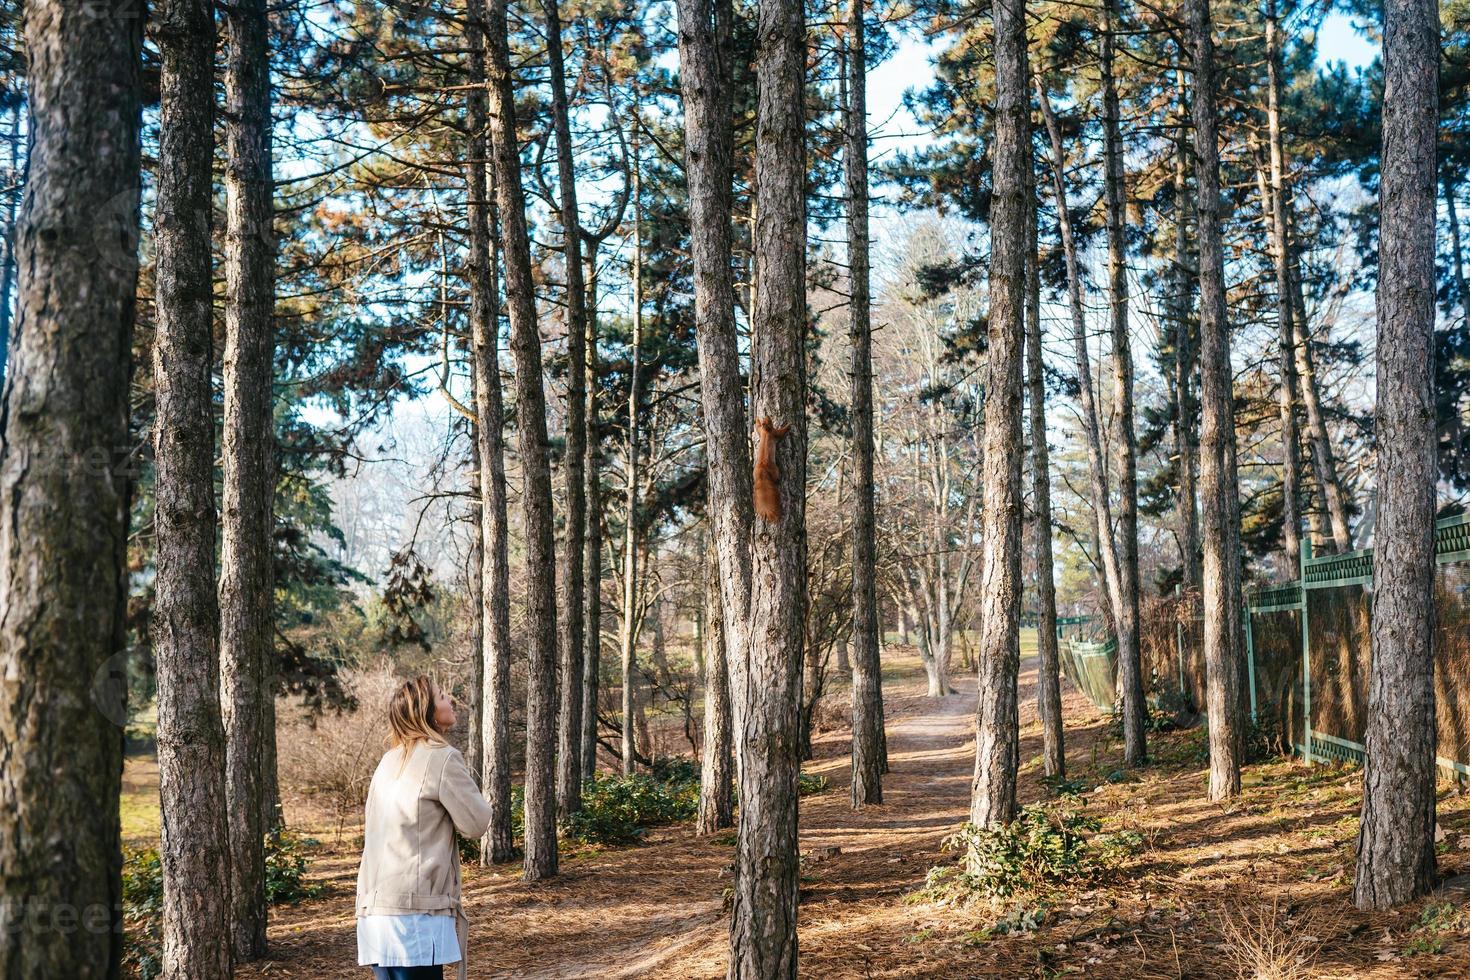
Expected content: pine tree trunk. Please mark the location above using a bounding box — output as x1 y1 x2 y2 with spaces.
1172 60 1200 593
1036 81 1130 693
0 6 141 975
466 449 484 782
1026 158 1064 781
1354 0 1438 910
155 3 234 974
582 252 605 782
0 110 19 387
728 0 808 969
846 0 884 808
675 0 757 843
1099 0 1145 765
970 0 1027 829
466 0 514 863
544 0 588 820
1188 0 1246 801
1264 0 1302 571
697 554 735 833
220 0 276 957
1289 260 1354 552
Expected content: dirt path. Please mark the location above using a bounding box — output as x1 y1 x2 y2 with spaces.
240 653 1086 979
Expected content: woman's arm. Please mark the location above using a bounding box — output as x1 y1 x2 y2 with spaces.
433 748 494 839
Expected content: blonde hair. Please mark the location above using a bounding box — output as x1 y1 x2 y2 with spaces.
388 675 446 763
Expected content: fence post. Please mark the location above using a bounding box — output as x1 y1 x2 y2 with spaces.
1244 601 1258 725
1300 537 1313 765
1176 581 1187 696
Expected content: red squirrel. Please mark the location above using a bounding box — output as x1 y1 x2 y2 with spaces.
753 416 791 522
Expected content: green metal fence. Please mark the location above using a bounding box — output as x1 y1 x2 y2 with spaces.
1244 512 1470 772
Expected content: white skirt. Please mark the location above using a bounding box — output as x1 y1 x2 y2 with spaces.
357 913 463 967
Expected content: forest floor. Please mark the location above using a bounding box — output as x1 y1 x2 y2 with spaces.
136 649 1470 978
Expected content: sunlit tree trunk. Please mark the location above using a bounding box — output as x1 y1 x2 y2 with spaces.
698 554 735 832
1355 0 1438 910
1099 0 1145 765
466 0 516 864
484 0 560 880
1026 156 1064 781
1188 0 1246 801
846 0 885 805
220 0 276 957
620 148 643 777
544 0 589 820
1171 61 1200 592
582 250 605 782
1264 0 1303 571
970 0 1027 829
155 2 234 974
0 5 142 976
727 0 808 968
1289 259 1354 553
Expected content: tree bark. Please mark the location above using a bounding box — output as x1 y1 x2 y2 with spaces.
1171 61 1200 593
0 5 141 976
582 250 605 783
846 0 884 808
1354 0 1439 910
1036 80 1130 711
1264 0 1303 572
727 0 808 969
220 0 276 958
1099 0 1146 765
676 0 758 843
970 0 1027 829
154 2 235 975
466 445 484 782
544 0 589 821
1289 260 1354 553
697 553 735 833
620 149 643 778
484 0 560 879
1188 0 1246 801
1026 154 1064 781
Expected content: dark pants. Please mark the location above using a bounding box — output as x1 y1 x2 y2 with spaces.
370 967 445 980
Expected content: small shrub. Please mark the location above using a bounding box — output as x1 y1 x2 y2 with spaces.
926 798 1140 902
797 772 828 796
562 771 699 845
122 847 163 980
1403 901 1464 957
264 830 324 904
1039 774 1087 797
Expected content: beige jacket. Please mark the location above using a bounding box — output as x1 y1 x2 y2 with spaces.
356 740 492 980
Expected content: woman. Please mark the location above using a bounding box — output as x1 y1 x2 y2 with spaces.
356 676 491 980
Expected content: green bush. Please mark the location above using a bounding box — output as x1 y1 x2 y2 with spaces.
562 771 700 845
797 772 829 796
926 798 1143 902
264 830 324 904
123 832 322 978
122 847 164 980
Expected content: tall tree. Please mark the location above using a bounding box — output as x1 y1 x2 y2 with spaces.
619 137 644 777
1098 0 1145 765
969 0 1027 829
1188 0 1246 801
1171 60 1200 592
219 0 276 958
675 0 754 840
154 0 234 974
847 0 885 807
727 0 808 968
545 0 590 820
1264 0 1303 571
1354 0 1439 910
0 3 142 975
484 0 561 881
582 247 606 783
696 552 734 832
466 0 516 865
1027 158 1063 781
